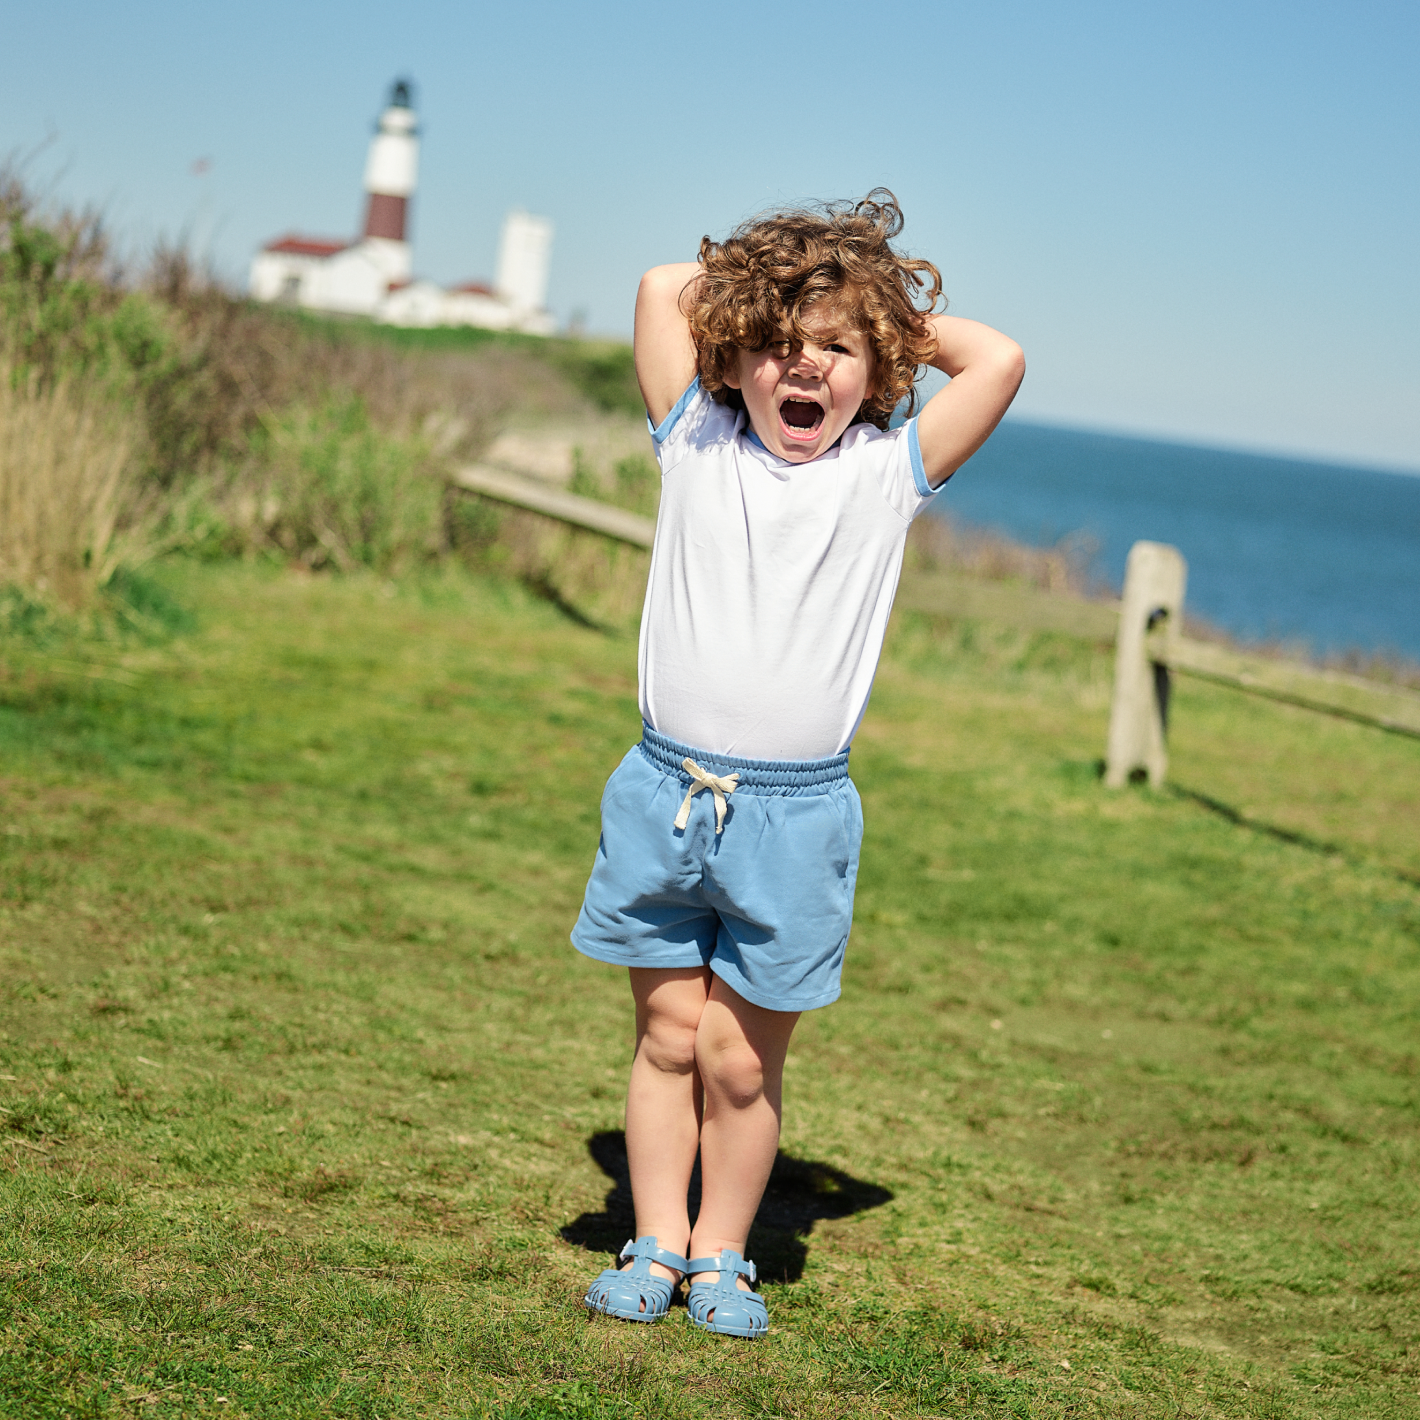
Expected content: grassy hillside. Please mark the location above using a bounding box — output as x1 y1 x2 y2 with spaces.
1 560 1416 1418
0 180 652 611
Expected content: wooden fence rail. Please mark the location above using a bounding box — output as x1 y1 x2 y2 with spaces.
449 468 1420 781
1153 635 1420 737
450 463 656 548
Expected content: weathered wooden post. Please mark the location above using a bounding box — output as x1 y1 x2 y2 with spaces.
1105 541 1187 788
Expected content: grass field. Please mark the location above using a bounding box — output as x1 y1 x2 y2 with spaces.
1 560 1417 1419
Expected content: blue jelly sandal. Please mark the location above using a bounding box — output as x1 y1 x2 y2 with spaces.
583 1236 688 1323
684 1249 768 1338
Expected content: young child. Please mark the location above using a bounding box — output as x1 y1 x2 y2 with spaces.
572 191 1023 1337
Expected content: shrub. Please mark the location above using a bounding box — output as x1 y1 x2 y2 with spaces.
214 396 444 574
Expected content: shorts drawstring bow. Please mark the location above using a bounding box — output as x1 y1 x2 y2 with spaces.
673 758 740 834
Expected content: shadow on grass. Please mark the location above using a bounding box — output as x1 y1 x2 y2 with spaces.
1169 781 1420 887
561 1130 893 1284
522 571 613 634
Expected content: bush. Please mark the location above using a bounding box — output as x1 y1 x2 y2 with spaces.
211 397 444 574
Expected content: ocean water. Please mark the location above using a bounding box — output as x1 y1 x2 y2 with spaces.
934 421 1420 661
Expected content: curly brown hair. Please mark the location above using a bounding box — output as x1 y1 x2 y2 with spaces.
684 189 943 430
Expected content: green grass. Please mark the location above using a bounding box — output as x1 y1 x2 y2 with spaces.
1 561 1417 1418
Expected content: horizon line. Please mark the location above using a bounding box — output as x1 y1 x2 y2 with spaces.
995 412 1420 481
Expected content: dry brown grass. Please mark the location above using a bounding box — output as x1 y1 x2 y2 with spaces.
904 511 1103 598
141 251 542 480
0 364 145 608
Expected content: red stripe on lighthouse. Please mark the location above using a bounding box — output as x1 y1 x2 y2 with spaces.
363 193 408 242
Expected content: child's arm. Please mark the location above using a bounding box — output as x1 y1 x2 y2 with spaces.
914 316 1026 488
634 262 704 427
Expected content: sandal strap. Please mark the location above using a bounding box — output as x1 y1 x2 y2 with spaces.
618 1236 689 1273
686 1249 756 1283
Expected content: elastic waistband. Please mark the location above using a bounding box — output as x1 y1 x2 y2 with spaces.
637 722 849 795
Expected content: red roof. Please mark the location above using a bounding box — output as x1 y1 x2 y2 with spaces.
450 280 494 296
263 235 348 258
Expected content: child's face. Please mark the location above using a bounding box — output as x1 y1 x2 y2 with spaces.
723 306 874 463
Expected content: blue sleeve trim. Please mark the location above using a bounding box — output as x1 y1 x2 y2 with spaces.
908 419 935 498
648 377 701 445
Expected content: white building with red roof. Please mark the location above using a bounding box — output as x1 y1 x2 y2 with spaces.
249 81 554 334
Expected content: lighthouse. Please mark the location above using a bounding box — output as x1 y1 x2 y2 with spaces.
249 79 420 313
359 79 418 286
249 79 555 333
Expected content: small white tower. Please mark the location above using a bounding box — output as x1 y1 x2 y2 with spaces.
496 209 554 317
360 79 419 286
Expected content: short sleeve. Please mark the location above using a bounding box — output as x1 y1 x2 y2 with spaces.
647 378 740 476
841 417 947 523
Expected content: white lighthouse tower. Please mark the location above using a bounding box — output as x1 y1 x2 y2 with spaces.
359 79 418 287
249 79 420 312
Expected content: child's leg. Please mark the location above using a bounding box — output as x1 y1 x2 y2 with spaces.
688 975 800 1290
623 965 712 1281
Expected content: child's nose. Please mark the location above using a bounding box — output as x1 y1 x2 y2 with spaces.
789 346 826 376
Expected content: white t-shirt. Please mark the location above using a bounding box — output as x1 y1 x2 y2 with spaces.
638 379 944 761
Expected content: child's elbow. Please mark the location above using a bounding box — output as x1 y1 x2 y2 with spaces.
998 340 1026 393
639 265 689 299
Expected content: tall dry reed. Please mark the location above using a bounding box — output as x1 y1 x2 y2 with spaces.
0 366 143 608
904 512 1104 598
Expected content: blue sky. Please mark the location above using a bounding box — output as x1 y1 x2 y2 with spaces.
4 0 1417 472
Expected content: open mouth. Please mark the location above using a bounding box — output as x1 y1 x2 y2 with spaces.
778 398 825 439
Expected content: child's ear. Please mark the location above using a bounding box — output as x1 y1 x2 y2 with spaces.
721 352 743 391
858 357 881 422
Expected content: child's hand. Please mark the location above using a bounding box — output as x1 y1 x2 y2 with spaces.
634 263 704 426
915 316 1025 488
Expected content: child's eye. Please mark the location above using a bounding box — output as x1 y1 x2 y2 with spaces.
768 340 792 358
826 343 849 354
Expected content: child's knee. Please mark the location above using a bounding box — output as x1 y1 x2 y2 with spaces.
699 1039 767 1109
638 1015 700 1074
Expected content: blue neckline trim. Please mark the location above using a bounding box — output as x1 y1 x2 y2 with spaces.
908 419 935 497
648 378 700 444
742 414 933 491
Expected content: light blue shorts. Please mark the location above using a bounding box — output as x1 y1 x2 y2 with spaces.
571 724 864 1012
